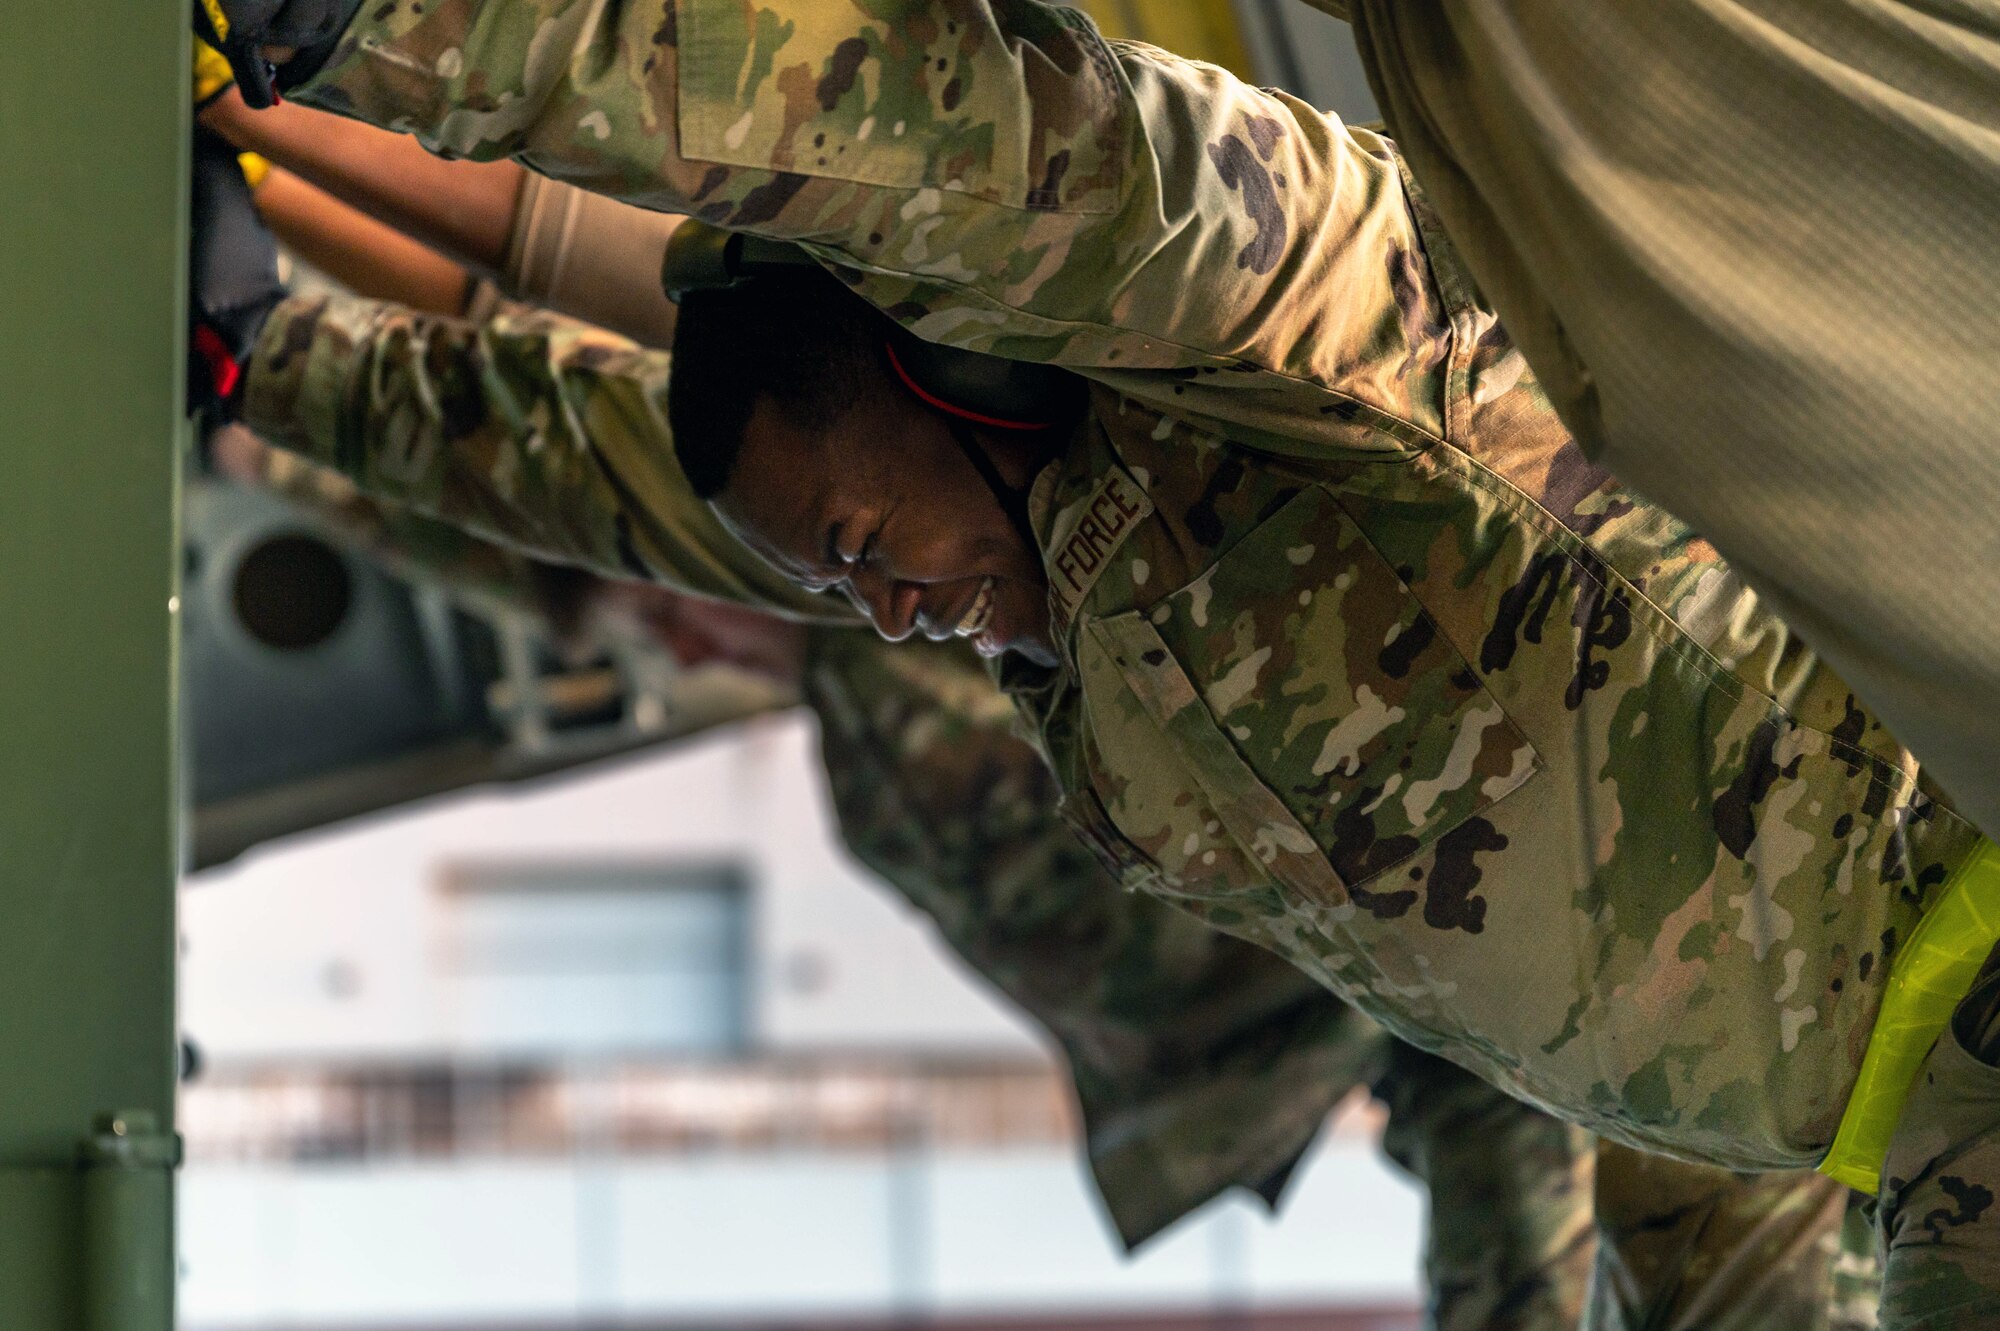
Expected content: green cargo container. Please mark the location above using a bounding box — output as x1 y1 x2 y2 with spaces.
0 4 184 1326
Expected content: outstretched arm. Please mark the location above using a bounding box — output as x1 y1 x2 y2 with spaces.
201 82 522 278
208 87 685 350
288 0 1452 455
240 291 852 621
247 158 474 316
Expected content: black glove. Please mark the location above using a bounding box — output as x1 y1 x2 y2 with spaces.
191 0 362 109
189 127 285 421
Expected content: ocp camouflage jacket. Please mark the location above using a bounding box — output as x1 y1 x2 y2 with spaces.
247 0 1984 1170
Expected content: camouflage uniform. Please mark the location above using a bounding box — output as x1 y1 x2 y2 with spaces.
248 263 1971 1166
1580 1143 1877 1331
812 626 1878 1331
245 0 2000 1318
801 628 1365 1245
245 295 851 624
805 626 1608 1328
241 439 1865 1327
237 447 1602 1323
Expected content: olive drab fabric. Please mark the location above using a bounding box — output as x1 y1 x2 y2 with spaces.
243 0 1997 1173
1307 0 2000 868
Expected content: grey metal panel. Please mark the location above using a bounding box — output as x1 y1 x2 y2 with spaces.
182 477 494 803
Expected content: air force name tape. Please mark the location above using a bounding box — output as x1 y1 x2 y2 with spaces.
1048 468 1153 624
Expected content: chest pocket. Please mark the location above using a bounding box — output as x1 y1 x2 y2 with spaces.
675 0 1125 213
1074 485 1543 911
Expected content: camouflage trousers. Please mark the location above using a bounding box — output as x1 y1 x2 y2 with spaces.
1378 1045 1874 1331
1588 1147 1875 1331
1875 954 2000 1329
1436 947 2000 1331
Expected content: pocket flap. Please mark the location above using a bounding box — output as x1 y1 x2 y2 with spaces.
1086 613 1352 908
1083 485 1542 901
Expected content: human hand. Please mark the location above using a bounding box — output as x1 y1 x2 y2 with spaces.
191 0 360 108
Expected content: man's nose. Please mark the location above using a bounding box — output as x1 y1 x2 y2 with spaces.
845 568 919 642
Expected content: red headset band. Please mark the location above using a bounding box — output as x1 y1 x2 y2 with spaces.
882 340 1050 432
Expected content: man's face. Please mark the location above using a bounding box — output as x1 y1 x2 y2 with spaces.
712 385 1057 666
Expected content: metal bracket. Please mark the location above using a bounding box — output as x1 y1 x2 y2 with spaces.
78 1112 182 1331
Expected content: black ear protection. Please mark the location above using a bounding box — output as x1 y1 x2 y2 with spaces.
660 219 820 299
662 219 1084 550
661 219 1084 433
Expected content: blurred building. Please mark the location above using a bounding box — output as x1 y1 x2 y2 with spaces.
180 712 1423 1331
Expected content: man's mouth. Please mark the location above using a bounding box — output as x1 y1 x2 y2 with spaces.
951 576 996 639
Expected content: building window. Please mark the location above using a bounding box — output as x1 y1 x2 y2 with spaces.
436 860 750 1058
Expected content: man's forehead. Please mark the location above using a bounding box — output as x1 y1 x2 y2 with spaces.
715 478 829 582
717 403 844 573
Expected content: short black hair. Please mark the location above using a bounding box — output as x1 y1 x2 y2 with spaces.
668 264 888 500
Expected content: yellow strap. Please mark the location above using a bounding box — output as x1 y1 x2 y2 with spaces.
1820 837 2000 1193
236 152 272 192
193 36 235 106
199 0 232 43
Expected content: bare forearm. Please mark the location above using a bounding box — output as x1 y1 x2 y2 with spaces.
254 166 470 316
200 86 522 276
204 86 680 350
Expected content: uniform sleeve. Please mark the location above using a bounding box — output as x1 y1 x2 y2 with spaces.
294 0 1453 453
242 438 570 625
241 290 856 621
801 629 1374 1249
